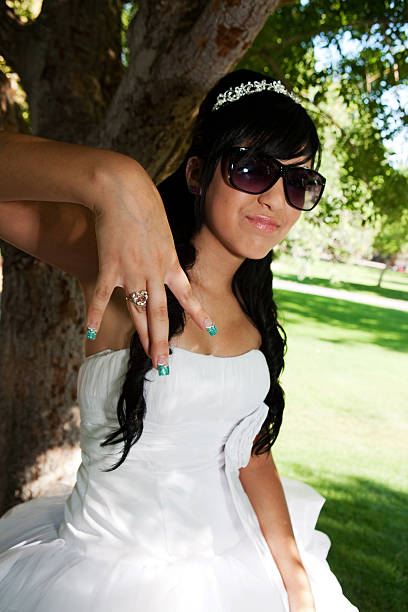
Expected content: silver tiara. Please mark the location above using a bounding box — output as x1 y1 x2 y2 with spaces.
211 79 300 112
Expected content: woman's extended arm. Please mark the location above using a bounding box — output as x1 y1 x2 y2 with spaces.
0 131 214 367
239 451 316 612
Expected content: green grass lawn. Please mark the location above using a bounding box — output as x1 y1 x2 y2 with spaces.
272 253 408 302
272 289 408 611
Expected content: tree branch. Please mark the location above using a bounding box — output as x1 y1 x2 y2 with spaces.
90 0 285 182
271 18 401 51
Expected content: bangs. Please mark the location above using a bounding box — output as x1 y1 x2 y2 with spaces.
208 93 320 170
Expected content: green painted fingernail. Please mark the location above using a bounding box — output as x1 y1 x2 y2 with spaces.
158 363 170 376
206 324 217 336
86 327 97 340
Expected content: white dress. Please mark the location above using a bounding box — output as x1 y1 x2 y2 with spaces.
0 346 358 611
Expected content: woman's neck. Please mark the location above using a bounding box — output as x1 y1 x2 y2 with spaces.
190 226 245 297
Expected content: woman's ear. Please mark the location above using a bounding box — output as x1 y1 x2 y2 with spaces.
185 157 203 195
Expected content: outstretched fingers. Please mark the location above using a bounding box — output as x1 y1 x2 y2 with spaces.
145 279 170 374
85 271 116 340
85 264 217 377
166 266 218 338
124 284 150 358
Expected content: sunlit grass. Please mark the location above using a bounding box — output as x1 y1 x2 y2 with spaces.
273 289 407 611
272 253 408 301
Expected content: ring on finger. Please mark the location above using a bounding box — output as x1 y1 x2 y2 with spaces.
125 289 149 309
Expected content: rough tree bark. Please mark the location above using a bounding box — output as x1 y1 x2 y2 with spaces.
0 0 287 514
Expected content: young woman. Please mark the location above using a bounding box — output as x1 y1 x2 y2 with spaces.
0 70 358 612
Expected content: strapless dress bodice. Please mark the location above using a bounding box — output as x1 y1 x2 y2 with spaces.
58 345 279 577
75 344 271 472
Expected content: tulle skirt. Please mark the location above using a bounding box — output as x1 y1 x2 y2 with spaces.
0 477 358 612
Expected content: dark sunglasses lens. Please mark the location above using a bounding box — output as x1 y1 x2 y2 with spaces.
286 168 324 210
230 153 279 194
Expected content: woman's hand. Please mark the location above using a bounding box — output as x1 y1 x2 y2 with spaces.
87 155 215 368
0 131 214 369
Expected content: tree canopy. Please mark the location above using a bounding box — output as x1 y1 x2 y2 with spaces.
238 0 408 260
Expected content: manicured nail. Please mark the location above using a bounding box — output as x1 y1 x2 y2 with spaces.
86 327 97 340
157 356 169 376
204 319 217 336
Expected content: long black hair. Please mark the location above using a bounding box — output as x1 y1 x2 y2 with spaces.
100 69 322 471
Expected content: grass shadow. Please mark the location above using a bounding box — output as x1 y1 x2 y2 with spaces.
274 291 408 353
275 272 408 302
282 467 407 611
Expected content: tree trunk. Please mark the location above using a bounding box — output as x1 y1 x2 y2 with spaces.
0 243 83 503
377 254 397 287
90 0 286 182
0 0 286 514
0 0 124 513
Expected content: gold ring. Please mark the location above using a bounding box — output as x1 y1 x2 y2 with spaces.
125 290 148 308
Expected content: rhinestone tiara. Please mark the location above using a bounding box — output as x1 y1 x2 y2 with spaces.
211 79 300 112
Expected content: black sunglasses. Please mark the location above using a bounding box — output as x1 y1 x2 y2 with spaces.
221 147 326 211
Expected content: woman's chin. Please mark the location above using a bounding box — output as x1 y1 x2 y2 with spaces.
241 246 274 260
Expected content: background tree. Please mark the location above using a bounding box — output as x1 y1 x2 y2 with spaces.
239 0 408 263
373 209 408 286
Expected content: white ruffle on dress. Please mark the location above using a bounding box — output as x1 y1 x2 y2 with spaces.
0 346 358 611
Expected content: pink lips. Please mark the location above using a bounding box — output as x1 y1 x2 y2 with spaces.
246 215 280 233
